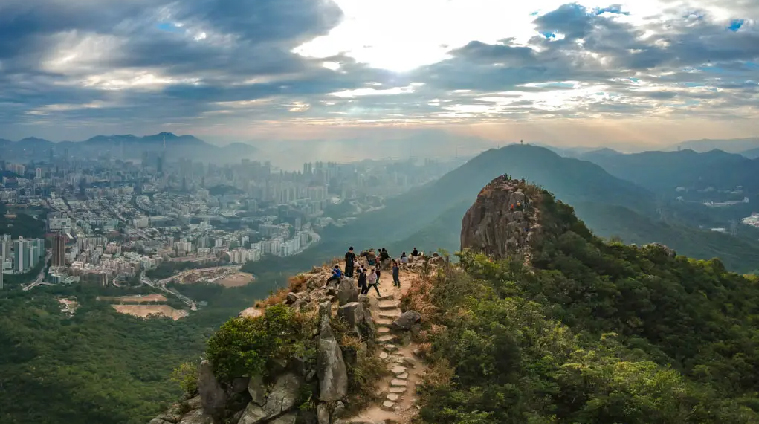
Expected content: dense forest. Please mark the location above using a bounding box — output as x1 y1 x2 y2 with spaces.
410 191 759 423
0 273 287 424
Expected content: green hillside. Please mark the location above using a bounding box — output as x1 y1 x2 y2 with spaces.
581 149 759 193
412 187 759 423
303 145 759 273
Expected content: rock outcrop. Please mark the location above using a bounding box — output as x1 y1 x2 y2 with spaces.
148 263 378 424
461 175 541 260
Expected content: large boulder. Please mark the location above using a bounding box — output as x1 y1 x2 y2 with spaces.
338 302 364 332
391 310 422 331
263 373 303 417
317 319 348 401
337 278 358 306
238 373 303 424
198 360 227 418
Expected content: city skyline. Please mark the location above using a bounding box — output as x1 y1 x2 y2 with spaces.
0 0 757 146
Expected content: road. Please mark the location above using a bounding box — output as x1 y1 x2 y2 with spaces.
140 271 197 311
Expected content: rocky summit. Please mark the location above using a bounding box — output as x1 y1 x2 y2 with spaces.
460 175 541 261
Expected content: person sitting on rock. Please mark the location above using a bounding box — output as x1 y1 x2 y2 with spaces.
400 252 409 264
411 247 420 257
325 265 342 286
516 201 523 211
510 203 515 211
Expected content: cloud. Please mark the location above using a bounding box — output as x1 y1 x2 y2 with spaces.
0 0 757 143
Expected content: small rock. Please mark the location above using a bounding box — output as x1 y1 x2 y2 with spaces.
387 393 399 401
334 401 346 418
316 403 330 424
178 409 213 424
380 352 388 360
286 292 298 304
247 375 266 406
382 401 395 411
389 387 406 394
390 379 408 387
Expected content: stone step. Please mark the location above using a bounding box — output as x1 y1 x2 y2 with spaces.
388 387 407 394
386 393 400 402
390 379 408 387
378 293 395 301
382 400 395 411
391 365 407 374
377 327 391 335
378 301 400 310
397 373 408 380
384 343 398 352
378 312 400 320
378 335 394 343
375 318 394 326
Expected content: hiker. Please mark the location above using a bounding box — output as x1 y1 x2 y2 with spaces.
392 260 400 287
357 267 367 293
516 201 522 211
411 247 420 257
353 257 361 275
367 249 376 266
400 252 409 264
325 265 342 286
510 203 515 211
345 246 356 277
365 268 380 296
374 265 382 284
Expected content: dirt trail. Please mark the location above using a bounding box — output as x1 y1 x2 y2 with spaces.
340 260 428 424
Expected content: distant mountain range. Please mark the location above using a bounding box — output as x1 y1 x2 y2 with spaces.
290 144 759 274
0 132 258 164
668 137 759 154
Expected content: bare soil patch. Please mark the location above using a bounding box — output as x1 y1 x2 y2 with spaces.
217 272 254 287
112 304 188 320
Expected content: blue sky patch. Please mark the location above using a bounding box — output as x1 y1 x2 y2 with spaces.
593 5 629 16
727 19 744 31
156 22 182 33
541 32 556 39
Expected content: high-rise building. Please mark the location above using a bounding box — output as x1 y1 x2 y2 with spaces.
13 238 29 273
0 253 4 290
53 232 66 267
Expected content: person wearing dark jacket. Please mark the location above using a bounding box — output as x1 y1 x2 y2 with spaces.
345 247 356 277
411 247 420 257
358 268 368 294
392 260 400 287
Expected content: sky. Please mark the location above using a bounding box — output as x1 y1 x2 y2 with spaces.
0 0 757 149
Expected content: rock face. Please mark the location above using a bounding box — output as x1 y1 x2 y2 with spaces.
198 360 227 418
337 278 359 306
338 302 365 332
461 175 540 260
317 314 349 401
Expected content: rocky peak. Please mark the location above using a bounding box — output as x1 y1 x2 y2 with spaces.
460 175 542 261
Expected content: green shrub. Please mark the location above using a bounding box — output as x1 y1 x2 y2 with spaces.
171 362 199 395
206 305 317 382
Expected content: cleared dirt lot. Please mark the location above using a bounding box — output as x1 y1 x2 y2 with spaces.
216 272 254 287
111 304 189 320
98 294 168 303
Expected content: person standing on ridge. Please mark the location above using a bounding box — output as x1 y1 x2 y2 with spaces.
392 260 400 287
366 268 380 296
345 246 356 277
357 266 367 294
